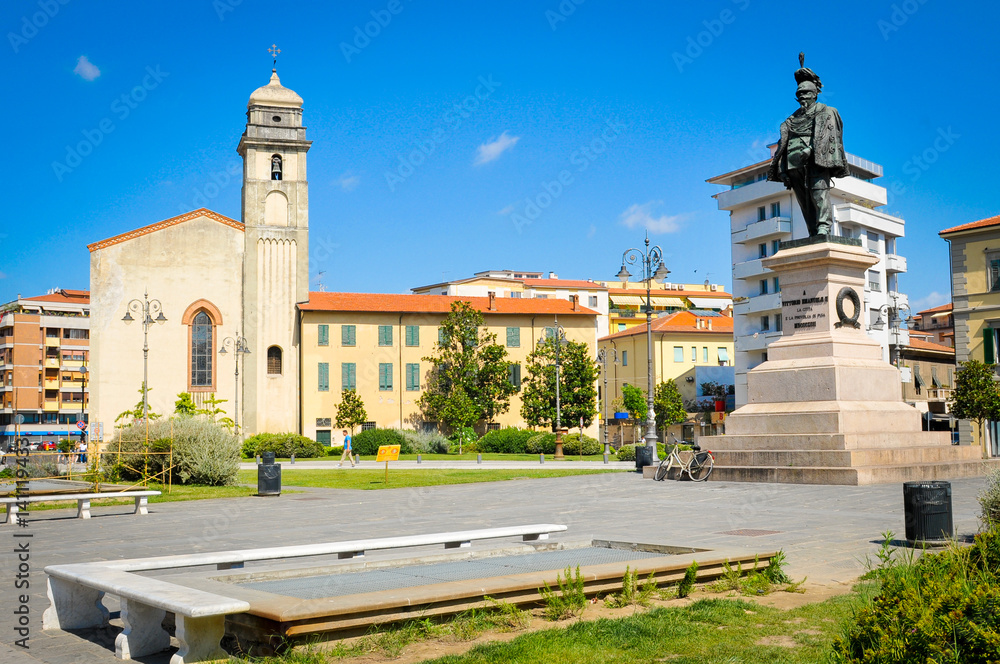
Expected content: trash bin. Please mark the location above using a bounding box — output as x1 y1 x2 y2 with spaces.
258 455 281 496
903 481 953 543
635 445 653 471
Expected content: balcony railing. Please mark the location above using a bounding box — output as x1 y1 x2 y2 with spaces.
885 254 907 273
609 308 637 318
44 358 59 368
43 401 59 412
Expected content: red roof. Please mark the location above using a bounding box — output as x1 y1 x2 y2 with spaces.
907 338 955 354
599 310 733 341
301 292 597 315
520 278 607 290
607 287 732 299
22 289 90 304
88 208 243 252
915 302 952 316
939 214 1000 235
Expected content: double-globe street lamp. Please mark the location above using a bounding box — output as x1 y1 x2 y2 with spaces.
218 333 250 436
871 292 912 367
617 235 670 462
596 347 618 461
122 290 167 422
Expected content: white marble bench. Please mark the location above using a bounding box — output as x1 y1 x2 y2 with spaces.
44 523 567 664
1 490 161 523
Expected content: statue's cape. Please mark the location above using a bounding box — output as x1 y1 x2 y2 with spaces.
767 104 850 180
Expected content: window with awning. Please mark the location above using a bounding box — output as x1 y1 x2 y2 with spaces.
913 366 925 388
717 347 730 364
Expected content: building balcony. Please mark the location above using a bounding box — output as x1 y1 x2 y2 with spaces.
43 401 59 412
609 308 637 318
43 379 59 389
714 179 787 211
44 358 60 369
885 254 907 273
44 337 60 348
733 217 791 244
733 258 769 280
734 292 782 315
738 330 783 352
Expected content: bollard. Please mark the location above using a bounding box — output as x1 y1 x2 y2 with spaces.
417 454 422 464
603 453 609 464
539 453 544 464
255 454 260 465
290 453 295 464
477 453 482 465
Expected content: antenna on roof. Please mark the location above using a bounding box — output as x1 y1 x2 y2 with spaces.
314 271 326 292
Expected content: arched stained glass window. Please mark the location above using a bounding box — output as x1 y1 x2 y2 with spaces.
191 312 213 387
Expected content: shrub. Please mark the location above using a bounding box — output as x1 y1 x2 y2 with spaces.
114 418 240 485
832 524 1000 663
561 433 601 456
979 467 1000 524
241 433 325 459
352 429 412 456
400 429 450 454
58 439 73 454
448 427 477 453
525 432 556 455
477 427 536 454
615 444 637 461
538 565 587 620
678 560 698 598
327 446 344 456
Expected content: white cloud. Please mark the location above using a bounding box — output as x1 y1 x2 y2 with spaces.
74 56 101 81
587 224 597 239
337 172 361 191
496 203 516 216
910 290 950 314
474 132 519 166
618 201 683 234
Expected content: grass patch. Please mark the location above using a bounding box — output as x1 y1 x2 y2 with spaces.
238 468 622 490
249 453 612 463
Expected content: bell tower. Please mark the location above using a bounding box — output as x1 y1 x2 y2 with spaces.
237 65 311 435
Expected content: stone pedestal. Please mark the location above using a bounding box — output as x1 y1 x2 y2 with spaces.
703 240 990 485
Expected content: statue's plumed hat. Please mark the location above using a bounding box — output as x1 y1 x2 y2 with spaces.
793 52 822 91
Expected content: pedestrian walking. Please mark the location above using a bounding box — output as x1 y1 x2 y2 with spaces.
338 430 354 467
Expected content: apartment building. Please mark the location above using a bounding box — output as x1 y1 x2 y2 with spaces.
708 149 907 406
603 281 732 334
0 289 90 448
412 270 610 337
298 292 599 445
910 303 954 348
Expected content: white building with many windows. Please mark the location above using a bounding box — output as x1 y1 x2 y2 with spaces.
708 148 908 406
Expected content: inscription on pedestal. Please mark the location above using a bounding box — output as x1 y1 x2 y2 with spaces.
782 292 828 332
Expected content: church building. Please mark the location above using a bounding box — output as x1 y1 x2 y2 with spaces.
89 69 310 438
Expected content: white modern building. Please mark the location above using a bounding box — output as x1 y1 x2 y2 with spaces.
708 148 908 406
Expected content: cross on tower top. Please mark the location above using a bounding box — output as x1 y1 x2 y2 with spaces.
268 44 281 70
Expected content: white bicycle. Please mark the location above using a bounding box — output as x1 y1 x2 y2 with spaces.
654 434 714 482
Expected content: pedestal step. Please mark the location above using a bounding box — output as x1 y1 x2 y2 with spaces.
711 444 982 468
704 432 952 451
706 459 999 486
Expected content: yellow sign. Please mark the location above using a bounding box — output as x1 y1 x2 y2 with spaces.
376 445 401 462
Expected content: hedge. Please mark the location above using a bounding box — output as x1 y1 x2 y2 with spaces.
241 432 325 459
477 428 536 454
352 429 413 456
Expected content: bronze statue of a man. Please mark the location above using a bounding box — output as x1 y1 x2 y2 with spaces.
767 55 850 237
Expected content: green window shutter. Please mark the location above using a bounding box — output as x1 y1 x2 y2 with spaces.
506 327 520 347
318 325 329 346
379 363 393 390
318 362 329 391
406 325 419 347
342 363 356 390
986 328 996 363
509 363 521 389
342 325 356 346
379 325 393 346
406 363 420 391
316 430 331 446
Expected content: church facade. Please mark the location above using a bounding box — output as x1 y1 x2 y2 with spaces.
89 70 310 438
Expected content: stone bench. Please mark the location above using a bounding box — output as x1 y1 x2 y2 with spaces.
44 523 567 664
1 490 161 523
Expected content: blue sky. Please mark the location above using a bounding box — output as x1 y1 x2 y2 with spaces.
2 0 996 313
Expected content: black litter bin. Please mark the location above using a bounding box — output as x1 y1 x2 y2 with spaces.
258 455 281 496
903 481 953 543
635 445 653 471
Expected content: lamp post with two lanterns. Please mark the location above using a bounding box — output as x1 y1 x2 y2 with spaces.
121 290 167 422
218 333 250 436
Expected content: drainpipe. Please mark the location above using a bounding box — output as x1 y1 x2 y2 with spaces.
399 314 404 429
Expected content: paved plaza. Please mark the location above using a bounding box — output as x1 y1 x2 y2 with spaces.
0 470 989 663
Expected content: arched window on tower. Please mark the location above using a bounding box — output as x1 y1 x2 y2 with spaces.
191 312 214 389
271 154 282 181
267 346 283 375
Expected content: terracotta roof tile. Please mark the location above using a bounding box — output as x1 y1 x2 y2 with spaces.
301 292 598 315
520 278 607 290
906 338 955 354
599 310 733 341
915 302 952 316
22 290 90 304
88 208 243 252
939 214 1000 235
607 287 732 298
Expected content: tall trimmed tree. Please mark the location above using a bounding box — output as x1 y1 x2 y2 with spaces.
418 301 516 433
654 379 687 435
520 335 598 429
335 389 368 434
949 359 1000 454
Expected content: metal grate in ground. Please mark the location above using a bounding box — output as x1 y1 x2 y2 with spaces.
234 547 664 600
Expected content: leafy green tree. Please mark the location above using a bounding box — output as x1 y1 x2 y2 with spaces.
174 392 197 416
418 301 516 433
335 389 368 434
949 359 1000 451
521 336 599 429
115 383 162 424
620 383 648 422
654 380 687 435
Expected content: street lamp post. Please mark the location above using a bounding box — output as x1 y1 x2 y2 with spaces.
597 347 618 461
77 365 88 453
218 333 250 436
550 317 567 459
617 235 670 462
122 290 167 422
871 293 911 367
